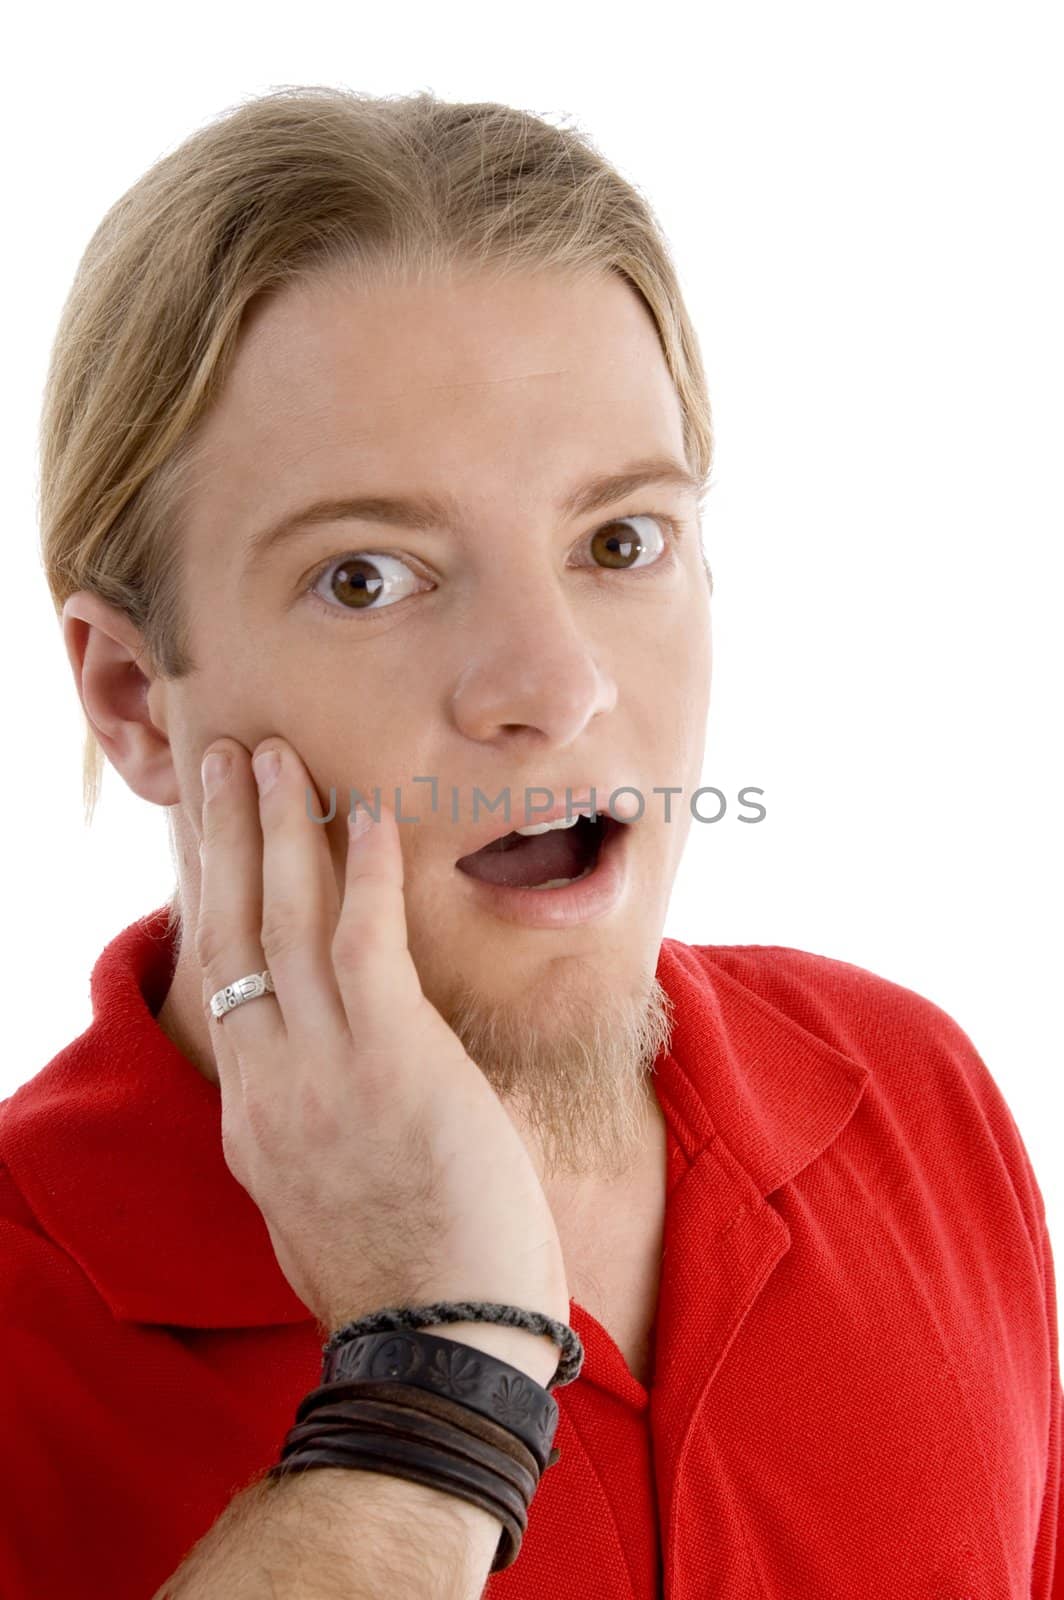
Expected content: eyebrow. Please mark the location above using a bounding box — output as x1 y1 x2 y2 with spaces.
242 455 708 566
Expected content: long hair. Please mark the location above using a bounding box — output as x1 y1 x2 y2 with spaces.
39 85 714 852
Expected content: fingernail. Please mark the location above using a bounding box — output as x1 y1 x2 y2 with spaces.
202 752 230 799
348 805 373 841
253 749 281 794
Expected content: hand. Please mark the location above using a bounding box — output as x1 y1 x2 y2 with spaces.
194 738 571 1345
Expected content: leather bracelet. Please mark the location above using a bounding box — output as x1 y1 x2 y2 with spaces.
273 1434 526 1572
267 1311 579 1575
284 1381 542 1495
279 1394 539 1498
306 1327 561 1474
269 1397 530 1571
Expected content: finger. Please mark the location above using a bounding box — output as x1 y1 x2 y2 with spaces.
331 798 425 1050
252 739 350 1041
196 740 281 1071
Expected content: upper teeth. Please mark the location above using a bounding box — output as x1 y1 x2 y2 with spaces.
514 810 597 837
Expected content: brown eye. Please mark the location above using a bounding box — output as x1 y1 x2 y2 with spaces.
588 514 668 570
329 558 384 608
310 553 426 615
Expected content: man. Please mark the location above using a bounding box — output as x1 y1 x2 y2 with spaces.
1 86 1059 1597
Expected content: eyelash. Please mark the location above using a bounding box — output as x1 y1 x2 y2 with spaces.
302 511 685 623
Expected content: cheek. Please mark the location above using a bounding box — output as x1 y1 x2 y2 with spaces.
655 612 712 746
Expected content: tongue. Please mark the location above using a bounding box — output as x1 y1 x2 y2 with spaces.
456 823 591 888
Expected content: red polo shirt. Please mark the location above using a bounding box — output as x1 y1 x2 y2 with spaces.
0 907 1059 1597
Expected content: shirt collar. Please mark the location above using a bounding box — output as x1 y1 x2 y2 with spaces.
653 939 870 1198
0 911 868 1330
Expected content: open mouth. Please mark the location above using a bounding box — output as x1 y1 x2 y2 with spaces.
454 811 622 892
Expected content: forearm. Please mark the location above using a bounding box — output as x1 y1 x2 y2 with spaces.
154 1463 502 1600
153 1324 558 1600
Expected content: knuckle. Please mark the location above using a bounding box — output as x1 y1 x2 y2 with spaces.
194 915 229 980
294 1072 345 1148
219 1104 250 1188
332 916 387 971
239 1084 284 1165
259 900 314 963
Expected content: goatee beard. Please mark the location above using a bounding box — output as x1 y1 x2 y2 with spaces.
439 957 675 1187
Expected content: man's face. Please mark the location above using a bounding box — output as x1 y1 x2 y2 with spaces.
159 261 712 1183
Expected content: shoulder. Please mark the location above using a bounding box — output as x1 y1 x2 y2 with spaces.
667 939 1050 1250
676 939 1005 1090
676 939 980 1062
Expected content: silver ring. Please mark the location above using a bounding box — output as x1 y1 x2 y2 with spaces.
209 970 276 1021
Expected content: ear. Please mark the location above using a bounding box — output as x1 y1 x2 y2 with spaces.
61 591 179 806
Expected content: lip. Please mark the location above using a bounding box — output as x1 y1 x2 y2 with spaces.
450 783 635 862
454 813 630 929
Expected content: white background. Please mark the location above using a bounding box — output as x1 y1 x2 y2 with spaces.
2 4 1060 1322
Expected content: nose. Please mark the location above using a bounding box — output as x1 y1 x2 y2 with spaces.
450 572 618 748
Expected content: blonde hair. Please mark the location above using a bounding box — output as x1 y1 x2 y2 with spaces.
39 84 714 843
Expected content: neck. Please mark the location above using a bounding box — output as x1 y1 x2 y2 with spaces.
156 937 220 1088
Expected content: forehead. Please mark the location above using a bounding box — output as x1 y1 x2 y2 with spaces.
185 264 687 541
